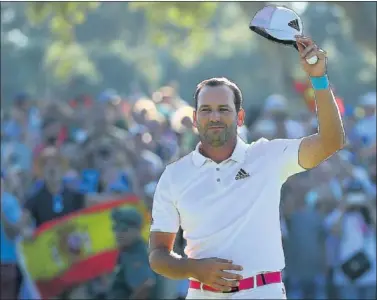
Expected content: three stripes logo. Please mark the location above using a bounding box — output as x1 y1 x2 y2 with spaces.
235 168 250 180
288 19 300 31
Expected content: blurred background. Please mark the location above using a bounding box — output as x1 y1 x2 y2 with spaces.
1 1 376 300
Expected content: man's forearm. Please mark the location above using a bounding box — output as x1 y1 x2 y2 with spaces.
149 248 194 280
315 88 345 151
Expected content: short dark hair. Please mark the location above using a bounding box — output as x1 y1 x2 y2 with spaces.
194 77 243 112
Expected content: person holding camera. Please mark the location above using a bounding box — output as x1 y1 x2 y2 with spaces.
107 208 156 299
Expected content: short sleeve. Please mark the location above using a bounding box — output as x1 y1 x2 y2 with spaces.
150 167 180 233
2 194 21 224
269 138 307 182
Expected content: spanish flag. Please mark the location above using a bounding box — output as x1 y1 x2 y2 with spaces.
18 195 150 299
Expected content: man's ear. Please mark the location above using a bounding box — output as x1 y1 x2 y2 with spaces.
193 111 197 128
237 108 245 127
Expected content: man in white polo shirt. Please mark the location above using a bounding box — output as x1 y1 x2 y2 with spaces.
149 36 345 299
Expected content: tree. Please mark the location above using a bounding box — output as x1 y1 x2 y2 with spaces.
26 2 100 83
2 2 372 106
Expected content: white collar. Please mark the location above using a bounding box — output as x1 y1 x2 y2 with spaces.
192 136 248 167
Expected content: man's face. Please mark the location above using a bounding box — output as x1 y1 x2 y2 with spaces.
6 169 23 194
193 85 244 147
115 228 141 248
43 157 63 184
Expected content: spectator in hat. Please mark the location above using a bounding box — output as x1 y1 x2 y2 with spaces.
107 207 156 299
259 94 306 139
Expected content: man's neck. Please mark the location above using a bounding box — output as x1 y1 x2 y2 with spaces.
199 136 237 164
46 181 61 194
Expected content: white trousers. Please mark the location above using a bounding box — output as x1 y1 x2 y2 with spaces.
186 282 287 299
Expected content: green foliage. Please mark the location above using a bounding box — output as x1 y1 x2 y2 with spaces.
27 2 99 40
1 2 374 107
130 2 217 29
44 42 100 83
26 2 100 83
129 2 218 66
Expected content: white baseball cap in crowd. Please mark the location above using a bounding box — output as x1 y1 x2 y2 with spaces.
264 94 288 112
345 192 367 206
250 5 303 49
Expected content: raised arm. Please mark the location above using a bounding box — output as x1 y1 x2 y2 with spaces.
295 36 345 170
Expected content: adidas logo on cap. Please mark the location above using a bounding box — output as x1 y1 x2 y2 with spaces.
288 19 300 31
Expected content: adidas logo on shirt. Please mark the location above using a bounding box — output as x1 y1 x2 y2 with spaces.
235 168 250 180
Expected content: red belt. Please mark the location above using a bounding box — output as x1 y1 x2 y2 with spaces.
189 271 282 293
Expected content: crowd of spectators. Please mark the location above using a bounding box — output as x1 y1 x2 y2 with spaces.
1 84 376 299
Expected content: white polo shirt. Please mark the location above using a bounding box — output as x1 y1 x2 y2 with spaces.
151 136 306 277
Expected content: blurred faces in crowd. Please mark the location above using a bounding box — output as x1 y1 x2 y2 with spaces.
37 147 67 192
0 81 376 300
253 94 306 140
353 92 376 148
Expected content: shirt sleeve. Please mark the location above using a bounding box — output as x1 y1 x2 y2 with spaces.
150 167 180 233
2 194 21 224
269 138 307 182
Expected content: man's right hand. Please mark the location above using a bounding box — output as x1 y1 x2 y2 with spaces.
188 257 243 292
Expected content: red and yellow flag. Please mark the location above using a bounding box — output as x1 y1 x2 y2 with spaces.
19 194 150 299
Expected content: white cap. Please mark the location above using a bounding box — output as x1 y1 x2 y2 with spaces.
345 192 367 205
250 5 303 42
264 94 287 112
